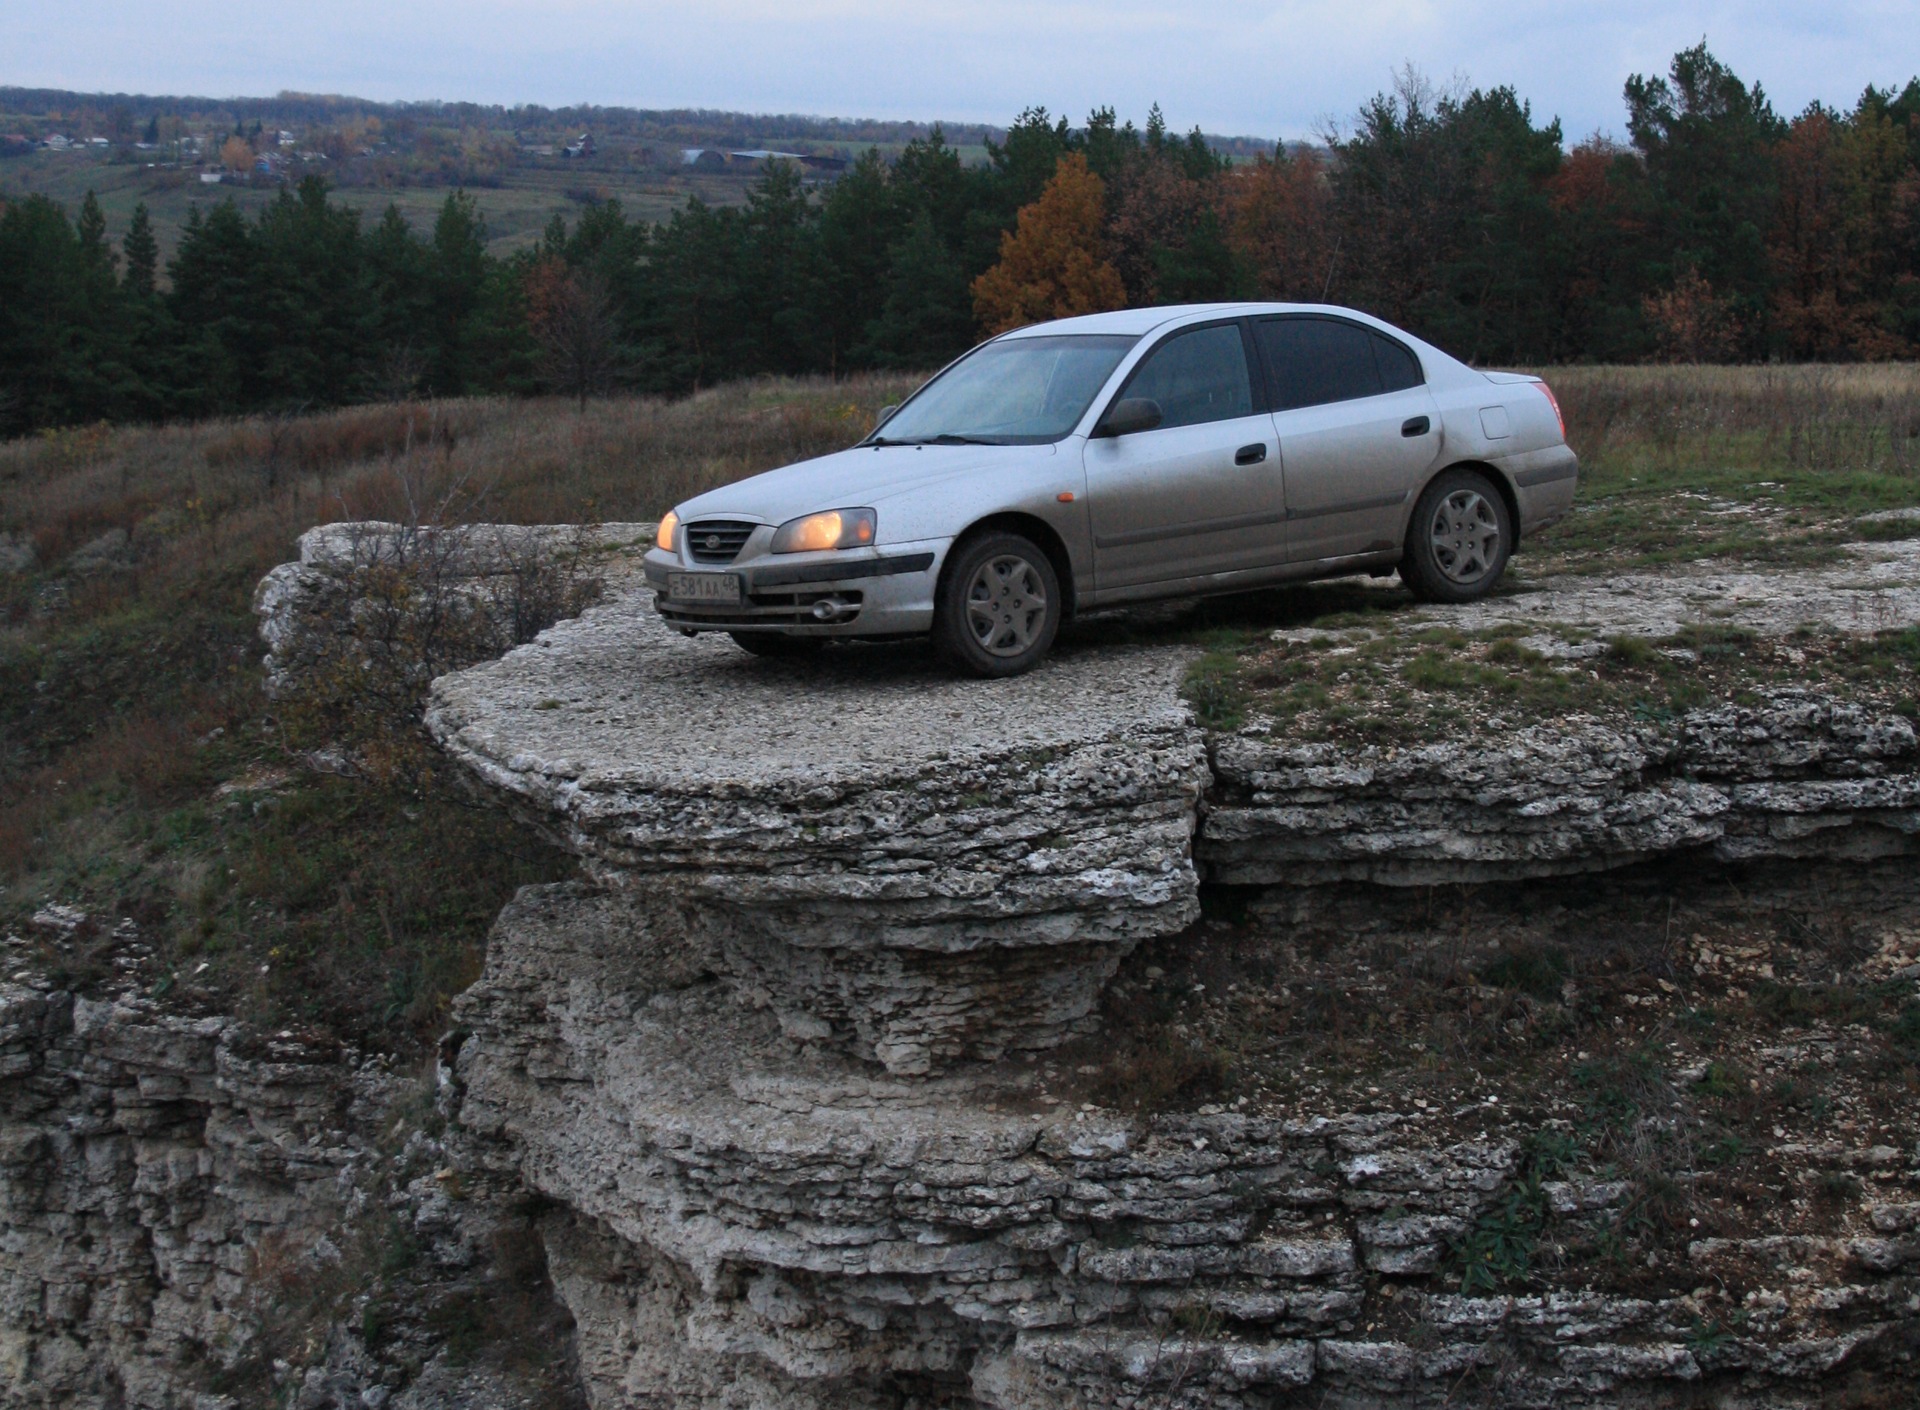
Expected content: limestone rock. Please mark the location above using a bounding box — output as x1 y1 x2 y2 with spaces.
428 591 1208 1072
1203 692 1920 885
452 881 1920 1409
253 520 645 701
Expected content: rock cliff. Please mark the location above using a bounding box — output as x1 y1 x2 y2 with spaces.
420 540 1920 1409
8 526 1919 1408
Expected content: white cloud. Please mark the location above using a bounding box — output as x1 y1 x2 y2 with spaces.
7 0 1916 140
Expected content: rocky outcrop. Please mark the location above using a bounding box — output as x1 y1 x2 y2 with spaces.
253 521 646 702
0 976 371 1406
21 527 1912 1408
414 543 1920 1408
427 600 1208 1075
0 927 583 1410
452 883 1920 1409
1406 536 1920 640
1204 692 1920 886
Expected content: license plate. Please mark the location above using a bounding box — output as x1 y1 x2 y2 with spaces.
668 572 742 604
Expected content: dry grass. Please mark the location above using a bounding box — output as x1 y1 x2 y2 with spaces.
2 374 917 612
1522 363 1920 571
0 375 917 1047
1544 362 1920 481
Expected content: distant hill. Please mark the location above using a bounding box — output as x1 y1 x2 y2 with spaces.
0 86 1283 158
0 85 1286 269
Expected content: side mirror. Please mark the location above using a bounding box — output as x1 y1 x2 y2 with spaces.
1095 397 1163 438
875 403 900 428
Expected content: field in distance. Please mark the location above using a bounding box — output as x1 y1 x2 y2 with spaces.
0 146 784 266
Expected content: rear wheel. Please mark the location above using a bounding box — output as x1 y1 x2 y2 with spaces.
1401 469 1513 603
933 532 1062 678
728 632 826 658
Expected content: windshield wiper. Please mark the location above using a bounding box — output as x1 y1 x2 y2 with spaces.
870 433 1003 447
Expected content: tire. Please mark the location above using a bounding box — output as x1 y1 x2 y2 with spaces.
1400 468 1513 603
933 532 1062 678
728 631 826 658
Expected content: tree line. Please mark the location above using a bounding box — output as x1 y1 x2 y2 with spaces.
4 43 1918 437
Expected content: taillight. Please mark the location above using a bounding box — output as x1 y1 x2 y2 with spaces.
1535 381 1566 440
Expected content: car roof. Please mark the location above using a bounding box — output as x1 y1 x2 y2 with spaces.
995 302 1402 340
995 302 1486 390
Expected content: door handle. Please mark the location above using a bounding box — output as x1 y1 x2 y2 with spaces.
1234 443 1268 465
1401 416 1431 437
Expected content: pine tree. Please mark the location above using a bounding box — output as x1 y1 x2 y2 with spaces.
252 176 373 407
0 195 138 430
426 190 490 393
77 191 117 279
740 161 822 374
123 203 158 299
118 202 169 419
168 200 259 413
1624 43 1786 353
812 149 904 373
367 204 435 396
860 210 977 369
642 199 749 392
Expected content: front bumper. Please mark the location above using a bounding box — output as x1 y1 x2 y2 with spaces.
643 540 944 636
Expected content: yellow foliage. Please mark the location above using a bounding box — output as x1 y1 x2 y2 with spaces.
971 154 1127 335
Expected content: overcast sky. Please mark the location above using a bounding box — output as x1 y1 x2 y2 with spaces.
10 0 1919 143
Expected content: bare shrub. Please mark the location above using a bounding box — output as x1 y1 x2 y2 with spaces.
267 521 603 782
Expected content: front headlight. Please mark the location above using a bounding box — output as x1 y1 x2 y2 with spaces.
656 509 679 553
771 508 877 553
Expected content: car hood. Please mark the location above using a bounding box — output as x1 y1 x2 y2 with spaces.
675 443 1061 527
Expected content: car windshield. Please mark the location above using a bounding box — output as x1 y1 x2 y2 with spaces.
872 334 1139 445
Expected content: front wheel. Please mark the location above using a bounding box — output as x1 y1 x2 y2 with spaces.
1400 469 1513 603
933 532 1062 678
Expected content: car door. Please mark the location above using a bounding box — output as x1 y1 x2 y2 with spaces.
1082 321 1283 591
1252 316 1441 564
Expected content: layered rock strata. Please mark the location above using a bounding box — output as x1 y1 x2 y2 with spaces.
1204 692 1920 886
228 525 1913 1407
427 596 1209 1074
453 882 1920 1409
0 977 369 1406
0 950 589 1410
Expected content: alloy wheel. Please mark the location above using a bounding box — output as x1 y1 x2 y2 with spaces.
964 553 1050 657
1428 489 1503 584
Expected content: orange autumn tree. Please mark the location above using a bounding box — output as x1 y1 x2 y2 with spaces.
971 153 1127 334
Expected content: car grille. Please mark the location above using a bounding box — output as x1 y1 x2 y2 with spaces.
684 520 756 564
657 589 864 629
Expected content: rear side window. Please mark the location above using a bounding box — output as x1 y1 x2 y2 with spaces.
1373 333 1424 392
1257 317 1424 410
1120 324 1255 430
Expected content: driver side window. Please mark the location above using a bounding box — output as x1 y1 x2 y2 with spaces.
1122 324 1254 431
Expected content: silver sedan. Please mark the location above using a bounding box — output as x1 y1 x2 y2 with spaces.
644 303 1578 676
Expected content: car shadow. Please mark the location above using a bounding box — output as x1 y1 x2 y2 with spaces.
1062 576 1421 650
712 575 1442 682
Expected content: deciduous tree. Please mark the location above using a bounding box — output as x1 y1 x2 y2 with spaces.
971 154 1126 334
525 256 622 408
